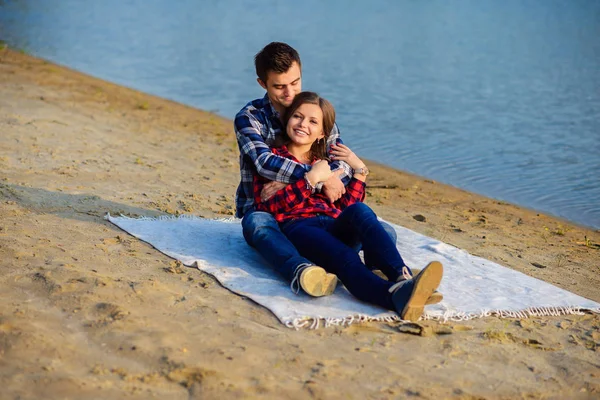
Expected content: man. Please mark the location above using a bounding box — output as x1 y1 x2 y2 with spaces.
234 42 397 298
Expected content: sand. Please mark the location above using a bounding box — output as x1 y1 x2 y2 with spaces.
1 48 599 399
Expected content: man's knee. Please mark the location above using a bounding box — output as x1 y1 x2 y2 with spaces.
242 211 281 245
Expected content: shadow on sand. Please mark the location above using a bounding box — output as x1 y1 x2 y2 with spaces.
0 183 162 224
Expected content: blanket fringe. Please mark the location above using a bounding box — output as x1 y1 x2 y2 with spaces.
286 314 402 330
287 306 600 330
422 305 600 323
104 212 239 223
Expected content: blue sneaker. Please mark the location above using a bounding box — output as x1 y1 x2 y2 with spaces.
389 261 443 321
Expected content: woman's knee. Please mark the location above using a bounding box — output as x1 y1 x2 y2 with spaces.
346 202 376 219
380 221 398 243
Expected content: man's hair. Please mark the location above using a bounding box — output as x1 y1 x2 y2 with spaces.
281 91 336 161
255 42 302 84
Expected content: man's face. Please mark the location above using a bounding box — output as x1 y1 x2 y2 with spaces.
258 61 302 113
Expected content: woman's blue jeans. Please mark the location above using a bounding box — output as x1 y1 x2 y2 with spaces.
281 203 408 310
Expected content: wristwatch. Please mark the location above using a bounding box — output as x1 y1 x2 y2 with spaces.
355 166 369 176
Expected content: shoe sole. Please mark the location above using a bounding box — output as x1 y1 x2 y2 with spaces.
373 269 443 305
300 267 338 297
427 291 443 305
401 261 443 321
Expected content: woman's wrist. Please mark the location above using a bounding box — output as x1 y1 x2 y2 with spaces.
304 172 317 193
306 169 326 184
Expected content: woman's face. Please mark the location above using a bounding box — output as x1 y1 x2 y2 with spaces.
286 103 325 146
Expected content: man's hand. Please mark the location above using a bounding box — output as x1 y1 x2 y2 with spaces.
260 181 288 201
322 170 345 202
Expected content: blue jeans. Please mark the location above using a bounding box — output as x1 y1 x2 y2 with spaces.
242 210 311 282
242 206 399 284
281 203 409 310
350 218 398 270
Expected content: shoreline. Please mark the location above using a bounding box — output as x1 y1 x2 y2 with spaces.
368 158 599 232
2 48 599 398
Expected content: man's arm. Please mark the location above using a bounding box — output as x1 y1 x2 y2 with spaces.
319 123 353 202
254 159 332 215
325 123 353 185
254 178 313 216
235 111 307 183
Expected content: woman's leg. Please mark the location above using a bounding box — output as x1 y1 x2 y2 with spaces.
363 221 398 269
283 217 396 310
335 220 398 267
328 203 410 281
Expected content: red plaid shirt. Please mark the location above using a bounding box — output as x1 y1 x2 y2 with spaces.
254 146 366 222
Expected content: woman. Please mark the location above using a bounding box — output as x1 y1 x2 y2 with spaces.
253 92 443 321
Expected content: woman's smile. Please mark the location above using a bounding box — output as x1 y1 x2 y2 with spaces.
287 103 324 145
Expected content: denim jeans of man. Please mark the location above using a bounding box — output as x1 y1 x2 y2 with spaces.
242 210 313 282
281 203 409 310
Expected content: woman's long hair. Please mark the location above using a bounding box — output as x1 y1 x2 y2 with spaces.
278 91 336 161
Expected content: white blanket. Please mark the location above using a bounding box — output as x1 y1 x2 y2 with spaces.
106 215 600 328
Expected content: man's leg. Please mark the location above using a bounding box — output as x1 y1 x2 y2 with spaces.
242 210 337 296
242 210 310 282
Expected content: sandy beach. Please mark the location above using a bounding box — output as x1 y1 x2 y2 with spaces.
1 48 599 399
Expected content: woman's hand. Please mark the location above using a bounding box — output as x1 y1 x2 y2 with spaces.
330 144 366 171
305 159 332 185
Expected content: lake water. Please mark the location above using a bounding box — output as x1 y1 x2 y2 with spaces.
1 0 599 229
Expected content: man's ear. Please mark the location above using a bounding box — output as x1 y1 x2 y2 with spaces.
257 78 267 90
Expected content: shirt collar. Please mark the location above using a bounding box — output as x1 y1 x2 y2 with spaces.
260 93 281 122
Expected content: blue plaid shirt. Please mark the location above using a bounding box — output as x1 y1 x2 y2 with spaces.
234 94 353 217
